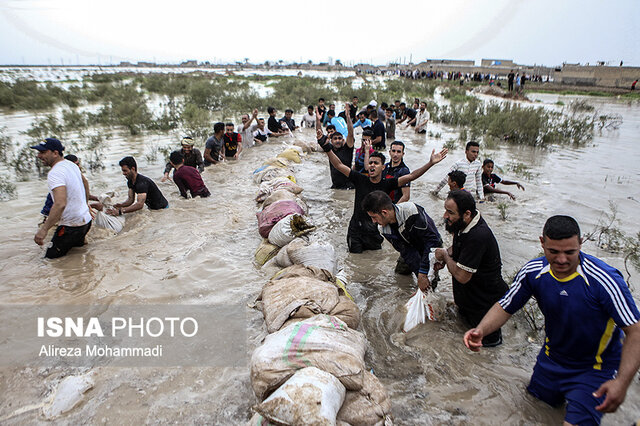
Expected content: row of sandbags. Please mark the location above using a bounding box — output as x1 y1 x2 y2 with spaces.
249 145 393 426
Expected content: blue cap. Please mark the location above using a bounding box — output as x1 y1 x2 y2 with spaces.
30 138 65 153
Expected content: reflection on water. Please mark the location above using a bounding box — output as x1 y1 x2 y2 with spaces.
0 92 638 424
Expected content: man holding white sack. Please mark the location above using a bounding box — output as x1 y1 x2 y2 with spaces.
362 191 442 291
434 190 507 347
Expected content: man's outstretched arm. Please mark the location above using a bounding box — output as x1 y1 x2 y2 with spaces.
463 303 512 352
398 148 448 187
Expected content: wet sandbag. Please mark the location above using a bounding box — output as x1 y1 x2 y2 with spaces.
268 214 316 247
262 189 297 208
261 277 340 333
287 239 337 275
246 413 277 425
257 201 306 239
256 177 303 203
250 315 367 400
253 166 291 185
262 157 290 169
337 370 393 426
254 367 345 425
276 148 302 164
293 140 318 153
275 243 294 267
272 264 335 283
328 295 361 330
255 239 281 267
92 210 125 233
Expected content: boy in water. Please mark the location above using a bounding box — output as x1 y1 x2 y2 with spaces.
447 170 467 191
481 159 524 200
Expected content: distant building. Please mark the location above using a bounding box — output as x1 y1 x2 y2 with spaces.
180 60 198 67
119 61 134 67
481 59 516 67
425 59 475 66
136 61 155 67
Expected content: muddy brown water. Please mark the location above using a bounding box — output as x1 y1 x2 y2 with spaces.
0 91 639 424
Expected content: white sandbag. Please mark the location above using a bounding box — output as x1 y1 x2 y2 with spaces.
287 240 337 275
403 289 442 332
268 214 315 248
93 210 125 233
263 189 297 208
261 277 340 333
254 367 345 425
250 315 367 400
337 370 393 426
275 244 293 267
254 166 292 185
42 373 94 420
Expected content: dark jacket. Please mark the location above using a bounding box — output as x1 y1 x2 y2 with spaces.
379 202 442 275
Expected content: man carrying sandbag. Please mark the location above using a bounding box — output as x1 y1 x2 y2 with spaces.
320 136 447 253
362 191 442 291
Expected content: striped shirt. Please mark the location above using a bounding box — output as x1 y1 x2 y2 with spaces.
435 157 484 199
500 253 640 370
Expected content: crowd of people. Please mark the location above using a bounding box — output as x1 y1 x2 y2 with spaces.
30 90 639 425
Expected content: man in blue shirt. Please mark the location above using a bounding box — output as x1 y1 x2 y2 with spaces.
353 111 372 129
463 215 640 425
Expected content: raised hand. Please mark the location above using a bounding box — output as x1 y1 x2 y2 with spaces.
430 147 448 164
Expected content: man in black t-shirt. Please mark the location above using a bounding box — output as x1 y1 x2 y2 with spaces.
316 104 355 189
321 137 448 253
267 106 287 137
434 190 508 347
370 109 386 150
107 156 168 216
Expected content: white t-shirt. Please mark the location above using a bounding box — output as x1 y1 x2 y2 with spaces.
238 123 258 148
301 112 315 128
416 110 430 132
48 159 91 226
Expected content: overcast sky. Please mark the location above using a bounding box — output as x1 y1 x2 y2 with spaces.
1 0 638 67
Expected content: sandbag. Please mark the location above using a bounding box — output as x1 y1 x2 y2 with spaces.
257 201 306 238
287 240 337 275
254 367 345 425
261 277 340 333
262 157 290 169
276 148 302 164
275 244 293 267
293 140 319 153
403 289 443 332
255 239 281 267
337 370 393 426
262 189 297 208
268 214 316 247
92 210 125 233
253 166 291 185
256 178 303 203
328 295 361 330
250 315 367 400
272 264 335 283
246 413 276 425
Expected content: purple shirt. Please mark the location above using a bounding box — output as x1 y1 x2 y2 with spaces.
173 165 210 198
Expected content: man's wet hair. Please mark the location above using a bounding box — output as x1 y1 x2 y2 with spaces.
448 170 467 188
267 106 275 114
225 122 234 128
381 102 388 109
370 151 386 163
327 109 336 117
169 150 184 165
362 129 374 138
465 141 480 150
331 132 344 140
543 215 581 240
214 122 225 133
326 124 336 131
390 140 405 151
358 111 367 117
446 190 476 217
318 98 325 102
285 109 293 114
386 107 395 112
399 102 406 107
362 190 394 214
483 158 494 167
352 96 358 100
64 154 78 163
119 156 137 170
307 105 314 110
370 110 378 119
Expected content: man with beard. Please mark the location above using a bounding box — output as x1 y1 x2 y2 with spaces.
320 136 447 253
316 104 355 189
434 190 507 347
161 136 204 181
31 138 92 258
363 190 442 291
107 156 168 216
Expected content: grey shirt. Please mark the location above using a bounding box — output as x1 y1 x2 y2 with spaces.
205 135 223 165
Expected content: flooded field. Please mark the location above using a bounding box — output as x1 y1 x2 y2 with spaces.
0 70 638 424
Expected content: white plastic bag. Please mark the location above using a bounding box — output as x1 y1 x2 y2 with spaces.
253 367 346 425
93 210 125 233
403 289 438 332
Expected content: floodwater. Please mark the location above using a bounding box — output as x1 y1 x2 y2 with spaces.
0 81 639 425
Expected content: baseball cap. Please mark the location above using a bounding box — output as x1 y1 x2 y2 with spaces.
30 138 64 154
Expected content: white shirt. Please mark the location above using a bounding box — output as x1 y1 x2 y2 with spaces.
48 160 91 226
301 112 315 128
416 109 430 132
238 122 258 148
